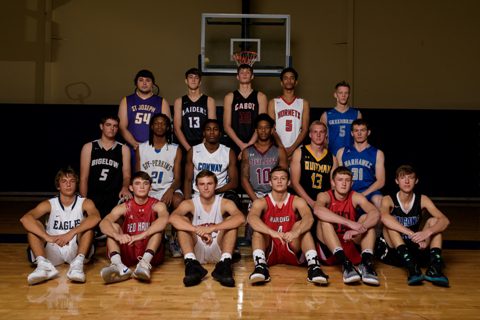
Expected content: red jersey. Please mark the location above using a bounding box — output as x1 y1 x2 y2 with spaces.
122 197 159 236
263 193 297 233
117 197 164 267
327 189 357 236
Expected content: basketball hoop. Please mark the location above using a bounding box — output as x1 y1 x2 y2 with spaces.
232 51 258 67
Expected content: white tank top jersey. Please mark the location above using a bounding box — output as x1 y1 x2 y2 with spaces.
45 195 85 236
138 142 178 199
274 97 304 148
192 195 223 239
192 143 230 193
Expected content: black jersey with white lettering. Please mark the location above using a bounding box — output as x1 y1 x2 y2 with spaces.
390 192 422 237
88 140 123 197
181 94 209 146
231 90 259 143
299 145 334 201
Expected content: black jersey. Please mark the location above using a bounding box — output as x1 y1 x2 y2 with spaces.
181 94 209 146
299 145 334 201
88 140 124 216
231 90 259 143
390 192 422 237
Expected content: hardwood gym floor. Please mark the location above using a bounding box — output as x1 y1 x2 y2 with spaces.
0 197 478 319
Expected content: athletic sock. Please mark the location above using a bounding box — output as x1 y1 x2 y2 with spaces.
184 252 196 261
305 249 319 266
143 250 154 264
110 252 123 265
333 247 346 265
220 253 232 262
361 249 374 265
252 249 266 265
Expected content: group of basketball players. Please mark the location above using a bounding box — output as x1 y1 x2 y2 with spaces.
20 65 450 289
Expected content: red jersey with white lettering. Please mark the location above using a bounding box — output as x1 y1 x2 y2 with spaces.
118 197 164 266
263 193 304 266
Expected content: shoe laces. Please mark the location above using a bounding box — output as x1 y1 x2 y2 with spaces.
137 257 152 270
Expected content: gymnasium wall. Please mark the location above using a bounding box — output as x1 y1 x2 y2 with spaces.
1 0 479 109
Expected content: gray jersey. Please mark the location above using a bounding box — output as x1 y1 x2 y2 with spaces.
247 144 280 194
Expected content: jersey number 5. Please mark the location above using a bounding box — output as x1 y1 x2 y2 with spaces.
99 168 109 181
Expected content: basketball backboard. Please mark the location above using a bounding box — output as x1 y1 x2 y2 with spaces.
199 13 291 76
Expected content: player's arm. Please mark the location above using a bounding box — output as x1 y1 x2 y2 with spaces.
198 199 245 237
169 200 196 232
135 146 141 172
361 149 385 197
161 148 183 206
313 192 364 231
286 99 310 156
331 154 339 180
336 148 345 166
118 96 139 150
161 98 172 119
380 195 415 236
130 202 169 245
290 147 315 208
268 99 285 148
247 198 284 243
216 149 238 194
357 109 363 119
53 199 101 247
207 96 217 119
284 196 314 242
319 111 327 126
183 148 194 199
223 92 247 151
119 144 132 199
79 142 92 197
20 200 55 242
99 203 128 242
278 145 288 169
173 97 191 151
410 195 450 243
352 192 380 229
240 148 258 201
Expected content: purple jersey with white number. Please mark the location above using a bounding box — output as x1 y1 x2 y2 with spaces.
126 93 163 143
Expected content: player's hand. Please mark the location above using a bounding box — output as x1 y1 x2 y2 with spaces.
347 221 367 234
201 233 213 246
410 230 432 244
115 233 133 245
195 225 215 238
269 230 285 245
343 229 362 241
283 231 299 243
128 233 146 246
119 187 132 201
418 240 428 249
160 188 174 207
53 232 75 247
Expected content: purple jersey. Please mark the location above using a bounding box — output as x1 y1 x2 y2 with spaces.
126 93 163 143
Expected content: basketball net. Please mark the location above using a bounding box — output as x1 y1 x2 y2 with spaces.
232 51 258 67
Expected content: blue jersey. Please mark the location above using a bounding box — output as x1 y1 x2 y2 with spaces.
341 145 377 193
325 107 359 155
126 93 163 143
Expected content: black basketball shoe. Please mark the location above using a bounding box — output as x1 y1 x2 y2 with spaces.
212 258 235 287
183 258 208 287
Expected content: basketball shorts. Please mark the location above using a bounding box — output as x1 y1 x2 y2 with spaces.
267 239 305 266
316 238 362 265
117 237 165 267
27 235 95 266
194 236 222 264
